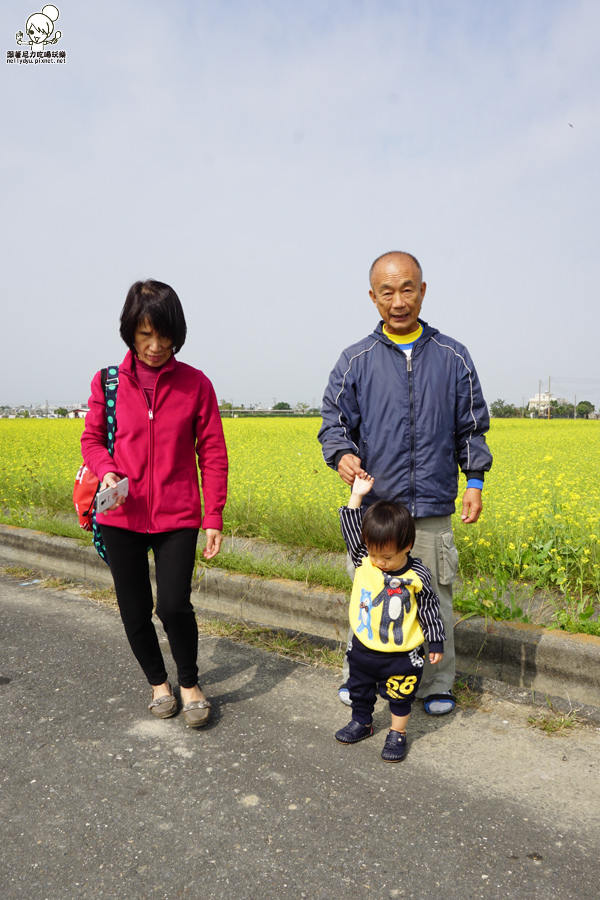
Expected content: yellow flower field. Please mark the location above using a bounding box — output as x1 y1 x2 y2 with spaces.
457 419 600 597
1 417 600 595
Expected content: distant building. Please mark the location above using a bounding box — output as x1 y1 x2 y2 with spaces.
527 392 569 416
1 403 90 418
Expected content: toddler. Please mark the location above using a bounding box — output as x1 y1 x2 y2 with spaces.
336 474 445 761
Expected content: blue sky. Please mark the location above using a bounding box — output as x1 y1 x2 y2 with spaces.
3 0 600 409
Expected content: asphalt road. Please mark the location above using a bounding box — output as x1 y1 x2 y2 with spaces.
1 573 599 900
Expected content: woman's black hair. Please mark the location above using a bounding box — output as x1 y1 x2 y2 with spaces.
120 280 187 353
361 500 415 551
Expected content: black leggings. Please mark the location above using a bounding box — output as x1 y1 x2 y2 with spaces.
100 525 200 688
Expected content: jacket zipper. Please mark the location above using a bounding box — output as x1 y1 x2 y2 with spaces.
406 353 416 516
123 369 155 532
145 367 169 532
385 329 428 518
147 406 154 532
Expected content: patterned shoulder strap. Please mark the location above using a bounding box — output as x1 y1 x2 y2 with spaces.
92 365 119 564
100 365 119 456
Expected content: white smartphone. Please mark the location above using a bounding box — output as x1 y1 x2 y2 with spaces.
96 477 129 513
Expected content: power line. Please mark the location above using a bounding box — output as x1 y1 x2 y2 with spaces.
550 376 600 386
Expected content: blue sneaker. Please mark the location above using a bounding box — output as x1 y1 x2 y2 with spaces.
423 692 456 716
338 684 352 707
335 719 374 744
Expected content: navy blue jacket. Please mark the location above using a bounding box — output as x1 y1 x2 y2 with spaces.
318 321 493 517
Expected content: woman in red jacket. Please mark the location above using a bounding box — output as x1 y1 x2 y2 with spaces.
81 280 228 727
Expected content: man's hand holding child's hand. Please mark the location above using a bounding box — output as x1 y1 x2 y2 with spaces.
351 473 374 496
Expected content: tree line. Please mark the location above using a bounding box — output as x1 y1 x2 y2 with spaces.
490 399 596 419
218 400 320 417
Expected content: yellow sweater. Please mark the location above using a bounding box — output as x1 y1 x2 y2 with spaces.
349 557 425 653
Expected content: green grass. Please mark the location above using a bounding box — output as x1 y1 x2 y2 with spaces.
527 698 584 734
0 510 89 542
2 507 599 636
199 548 349 592
224 501 346 552
454 574 600 635
454 575 535 624
194 617 344 669
549 593 600 636
452 677 484 711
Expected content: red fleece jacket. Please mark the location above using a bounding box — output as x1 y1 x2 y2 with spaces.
81 350 228 533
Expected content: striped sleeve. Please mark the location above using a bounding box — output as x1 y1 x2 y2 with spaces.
338 506 368 568
411 558 446 647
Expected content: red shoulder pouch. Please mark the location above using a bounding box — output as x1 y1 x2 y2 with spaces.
73 464 99 531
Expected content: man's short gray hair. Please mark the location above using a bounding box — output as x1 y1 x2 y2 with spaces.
369 251 423 287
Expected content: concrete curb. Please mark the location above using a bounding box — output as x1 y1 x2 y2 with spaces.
1 524 599 718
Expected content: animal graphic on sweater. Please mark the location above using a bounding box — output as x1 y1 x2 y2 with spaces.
355 588 374 640
371 574 413 645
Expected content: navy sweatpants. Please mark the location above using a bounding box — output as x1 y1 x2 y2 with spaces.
347 636 425 725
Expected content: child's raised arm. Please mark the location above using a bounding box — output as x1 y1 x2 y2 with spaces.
347 473 374 509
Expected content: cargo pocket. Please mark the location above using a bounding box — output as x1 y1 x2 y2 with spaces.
437 529 459 585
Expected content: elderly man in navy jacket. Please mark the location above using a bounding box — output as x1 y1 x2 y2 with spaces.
318 251 493 715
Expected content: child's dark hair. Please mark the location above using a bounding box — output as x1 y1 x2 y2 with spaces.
361 500 415 551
